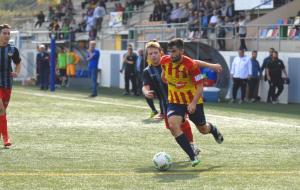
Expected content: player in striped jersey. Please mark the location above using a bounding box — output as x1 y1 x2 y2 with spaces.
143 40 223 165
0 24 21 148
161 38 224 167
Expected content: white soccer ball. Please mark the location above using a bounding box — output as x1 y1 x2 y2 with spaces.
152 152 172 171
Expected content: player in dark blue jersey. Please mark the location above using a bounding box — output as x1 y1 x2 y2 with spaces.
0 24 21 148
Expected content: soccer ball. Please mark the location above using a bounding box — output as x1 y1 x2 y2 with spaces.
152 152 172 171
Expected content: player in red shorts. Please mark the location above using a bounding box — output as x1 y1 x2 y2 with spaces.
0 24 21 148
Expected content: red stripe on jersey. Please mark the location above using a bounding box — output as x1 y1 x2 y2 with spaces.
180 92 187 104
175 67 180 78
168 62 173 76
161 64 166 71
182 67 187 78
187 91 194 102
174 92 181 103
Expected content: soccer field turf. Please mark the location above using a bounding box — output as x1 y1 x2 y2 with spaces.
0 86 299 190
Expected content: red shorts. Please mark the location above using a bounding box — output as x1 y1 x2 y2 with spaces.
0 88 12 108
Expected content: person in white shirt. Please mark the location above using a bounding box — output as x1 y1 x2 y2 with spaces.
93 2 106 32
230 49 252 103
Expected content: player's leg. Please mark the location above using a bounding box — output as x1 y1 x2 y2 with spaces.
167 104 199 166
145 97 158 118
0 89 11 147
189 104 224 144
180 119 200 156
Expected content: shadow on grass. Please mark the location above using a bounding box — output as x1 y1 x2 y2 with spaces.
135 161 222 182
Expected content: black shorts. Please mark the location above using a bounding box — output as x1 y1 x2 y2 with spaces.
167 103 206 126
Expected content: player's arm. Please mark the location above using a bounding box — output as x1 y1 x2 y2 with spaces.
161 70 167 84
11 63 21 78
142 85 155 99
194 60 222 73
188 82 203 114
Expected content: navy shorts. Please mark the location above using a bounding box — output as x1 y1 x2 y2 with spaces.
167 103 206 126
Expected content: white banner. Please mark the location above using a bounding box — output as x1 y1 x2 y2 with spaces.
234 0 273 11
109 12 123 27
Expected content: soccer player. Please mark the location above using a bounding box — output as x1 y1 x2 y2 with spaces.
0 24 21 148
142 40 223 162
160 38 224 167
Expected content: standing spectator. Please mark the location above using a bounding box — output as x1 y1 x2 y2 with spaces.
87 41 100 97
135 49 145 96
35 11 45 28
225 0 235 20
93 1 106 32
248 51 261 102
0 24 21 147
208 9 219 32
238 15 247 50
216 16 226 50
48 19 60 39
120 45 138 96
35 45 41 86
86 10 96 40
230 49 252 103
266 51 288 104
261 47 275 102
37 44 50 90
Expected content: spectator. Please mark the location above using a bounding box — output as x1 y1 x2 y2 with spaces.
93 1 106 32
216 16 226 50
48 19 60 39
261 47 275 102
230 49 252 104
169 2 181 23
199 10 209 38
37 44 50 90
266 51 288 104
35 11 45 28
85 10 96 40
188 11 200 39
248 50 261 102
48 6 55 21
208 9 219 32
225 0 235 20
164 0 173 21
115 3 125 12
35 45 41 87
238 15 247 50
120 45 138 96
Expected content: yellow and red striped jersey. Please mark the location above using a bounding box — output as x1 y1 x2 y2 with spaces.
161 55 204 105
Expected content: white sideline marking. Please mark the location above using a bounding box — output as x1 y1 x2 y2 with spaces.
14 90 300 128
0 170 299 177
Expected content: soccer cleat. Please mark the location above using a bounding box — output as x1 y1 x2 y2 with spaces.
191 157 200 167
149 111 158 118
209 123 224 144
4 139 12 148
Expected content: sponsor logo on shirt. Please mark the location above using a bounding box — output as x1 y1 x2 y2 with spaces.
175 81 187 89
194 74 204 82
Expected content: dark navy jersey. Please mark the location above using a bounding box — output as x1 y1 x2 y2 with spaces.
0 44 21 88
143 65 168 112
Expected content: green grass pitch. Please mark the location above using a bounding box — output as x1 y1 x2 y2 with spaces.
0 86 299 190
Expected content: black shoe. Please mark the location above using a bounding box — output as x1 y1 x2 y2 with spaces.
209 123 224 144
89 94 97 97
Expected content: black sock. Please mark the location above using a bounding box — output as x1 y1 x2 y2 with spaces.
175 133 195 161
208 122 218 136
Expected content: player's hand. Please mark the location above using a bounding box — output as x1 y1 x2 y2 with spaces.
144 90 155 99
213 64 223 73
187 102 196 114
11 72 18 78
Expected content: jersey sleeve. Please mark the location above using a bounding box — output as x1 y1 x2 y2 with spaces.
12 47 21 64
184 56 203 85
142 68 152 86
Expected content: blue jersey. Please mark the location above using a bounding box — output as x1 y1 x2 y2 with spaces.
0 44 21 88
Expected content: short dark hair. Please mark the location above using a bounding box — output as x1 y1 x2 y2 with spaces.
0 24 11 32
252 50 257 53
273 51 278 54
167 38 184 50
